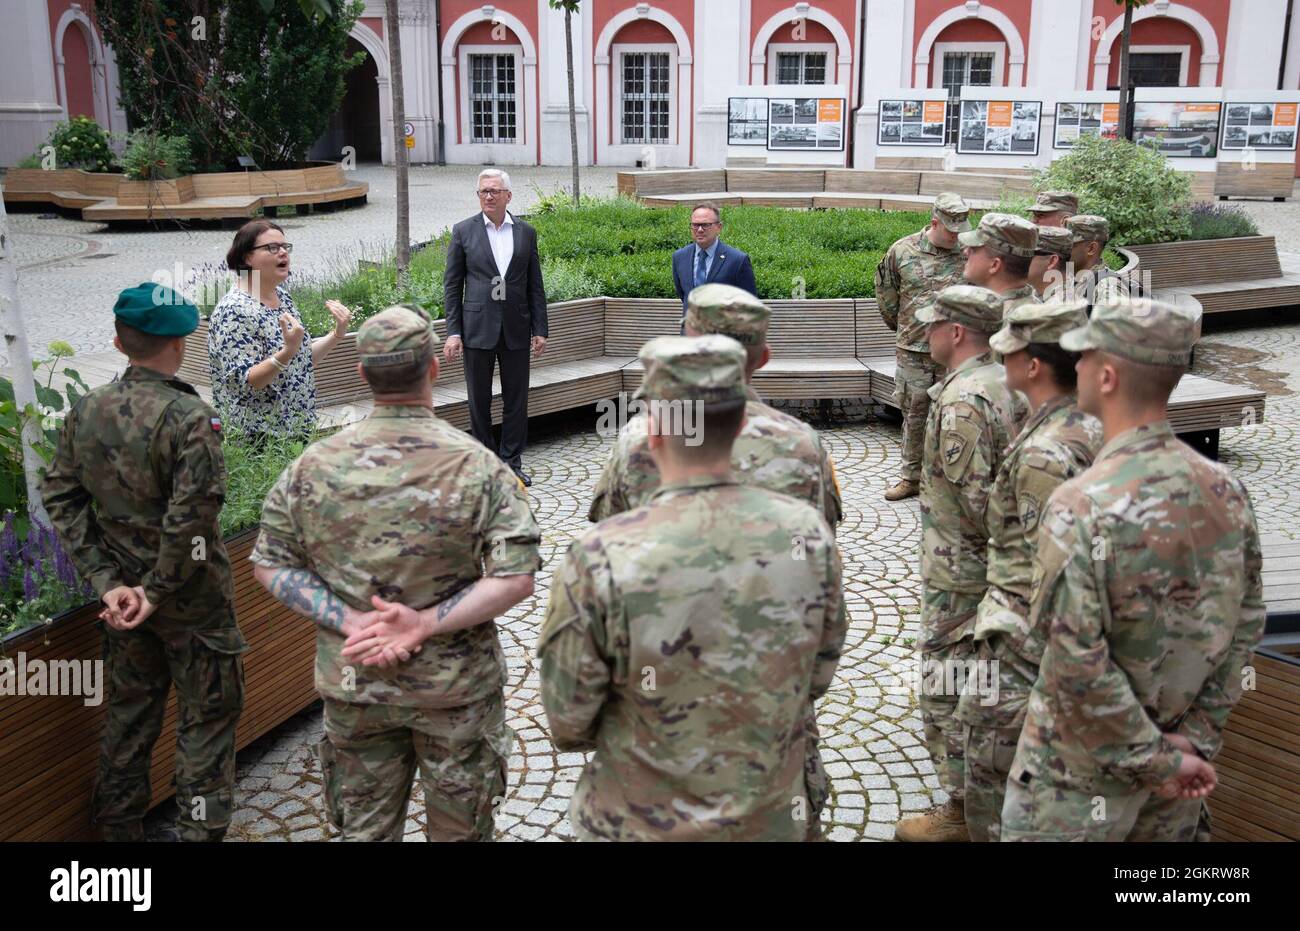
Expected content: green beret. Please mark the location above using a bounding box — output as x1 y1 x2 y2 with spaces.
113 282 199 336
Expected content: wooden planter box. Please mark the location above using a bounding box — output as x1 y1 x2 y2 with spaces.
1126 235 1281 291
0 529 318 841
116 176 196 206
1215 161 1295 200
1210 617 1300 841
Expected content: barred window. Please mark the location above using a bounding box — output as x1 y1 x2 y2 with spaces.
469 53 517 143
776 51 828 84
941 51 995 145
621 51 670 145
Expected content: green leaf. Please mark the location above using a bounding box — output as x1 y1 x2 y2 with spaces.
35 385 63 413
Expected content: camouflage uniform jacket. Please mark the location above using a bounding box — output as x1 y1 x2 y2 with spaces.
920 353 1028 601
43 366 238 640
875 229 966 352
587 400 842 529
1042 266 1130 305
998 284 1043 314
1011 422 1266 792
540 476 847 841
251 405 542 708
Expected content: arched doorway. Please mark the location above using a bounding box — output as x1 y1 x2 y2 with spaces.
61 22 97 119
310 37 381 163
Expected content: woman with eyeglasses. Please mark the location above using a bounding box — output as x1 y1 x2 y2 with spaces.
207 219 351 442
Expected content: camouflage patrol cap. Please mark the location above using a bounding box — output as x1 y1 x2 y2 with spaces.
957 213 1039 258
931 192 973 233
1067 214 1110 244
915 285 1004 334
1028 191 1080 215
684 283 771 346
990 300 1090 355
357 305 441 366
634 334 748 403
113 282 199 336
1035 226 1073 260
1060 297 1199 366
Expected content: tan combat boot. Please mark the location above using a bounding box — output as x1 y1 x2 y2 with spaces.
884 479 920 501
894 799 970 842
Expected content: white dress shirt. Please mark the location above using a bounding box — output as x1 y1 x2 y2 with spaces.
483 211 515 280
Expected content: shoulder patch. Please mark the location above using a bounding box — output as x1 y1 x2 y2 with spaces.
943 433 968 466
210 417 223 433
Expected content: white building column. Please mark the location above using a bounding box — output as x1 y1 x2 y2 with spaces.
855 0 910 167
1222 0 1287 89
540 0 590 167
1027 0 1088 91
0 0 63 167
695 0 745 168
399 0 438 164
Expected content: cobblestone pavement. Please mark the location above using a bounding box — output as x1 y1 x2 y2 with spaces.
2 164 621 366
140 310 1300 843
9 165 1296 841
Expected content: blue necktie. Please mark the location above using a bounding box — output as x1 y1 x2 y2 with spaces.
695 247 708 288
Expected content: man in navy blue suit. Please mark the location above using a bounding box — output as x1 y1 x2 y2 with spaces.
672 203 757 327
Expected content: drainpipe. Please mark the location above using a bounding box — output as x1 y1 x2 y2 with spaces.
434 0 446 164
1280 0 1295 89
847 0 866 167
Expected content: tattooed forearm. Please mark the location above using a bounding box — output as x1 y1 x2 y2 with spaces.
269 568 349 631
436 581 478 622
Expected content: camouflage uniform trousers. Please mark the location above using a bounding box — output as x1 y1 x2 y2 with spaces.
917 587 982 803
95 623 245 842
895 348 945 483
1000 775 1200 841
962 636 1038 842
804 705 828 841
318 692 513 841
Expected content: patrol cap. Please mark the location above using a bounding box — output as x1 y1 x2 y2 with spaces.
931 192 973 233
990 300 1089 355
684 283 770 346
113 282 199 337
357 305 441 366
1034 226 1073 260
915 285 1005 334
634 334 748 403
1060 297 1199 366
1028 191 1080 215
1067 214 1110 244
958 213 1039 258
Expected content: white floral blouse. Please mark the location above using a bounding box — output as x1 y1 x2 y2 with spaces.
207 286 316 436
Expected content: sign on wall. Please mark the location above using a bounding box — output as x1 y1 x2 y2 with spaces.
1132 101 1222 157
727 97 769 146
1222 102 1299 151
958 100 1041 155
877 98 946 146
768 97 845 151
1053 102 1120 149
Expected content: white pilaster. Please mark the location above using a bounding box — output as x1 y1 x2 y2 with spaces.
1222 0 1287 89
540 0 591 167
0 0 63 167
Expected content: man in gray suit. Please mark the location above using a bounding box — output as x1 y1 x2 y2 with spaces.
443 169 549 486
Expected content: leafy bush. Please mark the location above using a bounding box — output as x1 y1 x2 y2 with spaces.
1184 202 1260 241
0 514 95 635
121 130 194 181
219 427 312 538
38 116 118 172
0 345 89 517
1034 134 1192 246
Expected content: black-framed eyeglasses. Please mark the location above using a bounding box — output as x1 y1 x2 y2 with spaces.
690 222 718 230
477 188 508 197
252 242 293 254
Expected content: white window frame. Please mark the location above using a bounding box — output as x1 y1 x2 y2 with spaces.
458 44 526 148
766 42 837 85
613 43 678 147
933 41 1006 89
1127 45 1191 87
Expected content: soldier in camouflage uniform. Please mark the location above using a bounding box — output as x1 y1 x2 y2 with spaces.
588 283 841 529
43 282 244 842
1027 191 1079 229
251 306 541 842
953 301 1103 842
895 286 1028 843
1029 226 1073 301
875 192 972 502
1066 214 1131 309
959 213 1042 313
1002 298 1263 841
540 335 847 841
587 284 842 838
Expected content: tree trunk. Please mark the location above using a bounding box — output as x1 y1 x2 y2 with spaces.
386 0 411 290
1118 3 1135 141
0 198 50 525
565 9 580 206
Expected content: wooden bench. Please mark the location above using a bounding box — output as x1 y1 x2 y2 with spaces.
1126 236 1300 317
